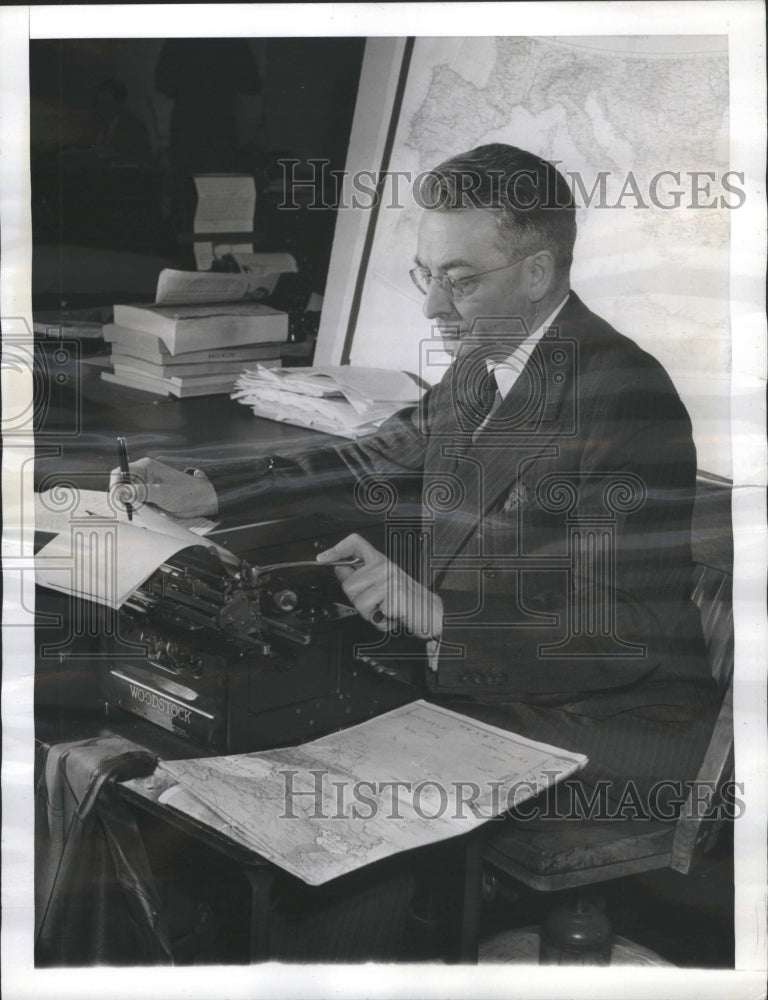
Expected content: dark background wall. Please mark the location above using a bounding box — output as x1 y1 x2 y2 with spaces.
29 37 363 165
29 37 366 305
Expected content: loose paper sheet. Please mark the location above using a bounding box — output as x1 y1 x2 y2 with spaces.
34 489 218 538
155 260 298 305
155 268 253 305
193 174 256 270
34 491 236 607
35 522 198 609
228 251 297 299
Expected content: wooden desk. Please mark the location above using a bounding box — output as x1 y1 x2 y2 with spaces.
33 342 386 547
34 345 341 490
117 761 481 963
32 360 428 962
119 765 276 962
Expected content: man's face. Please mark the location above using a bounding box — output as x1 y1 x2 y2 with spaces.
415 208 534 358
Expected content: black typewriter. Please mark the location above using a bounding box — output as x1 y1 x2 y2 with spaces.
95 518 421 753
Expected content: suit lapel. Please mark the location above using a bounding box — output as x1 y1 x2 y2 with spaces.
426 303 580 581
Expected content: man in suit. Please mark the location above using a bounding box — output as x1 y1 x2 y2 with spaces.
127 144 718 814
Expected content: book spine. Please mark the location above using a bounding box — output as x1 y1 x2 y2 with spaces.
105 324 288 363
110 353 282 377
112 361 279 386
104 369 248 398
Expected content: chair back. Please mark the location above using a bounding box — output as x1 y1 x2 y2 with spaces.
671 562 734 873
690 562 733 692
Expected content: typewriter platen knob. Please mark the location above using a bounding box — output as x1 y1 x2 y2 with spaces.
271 587 299 613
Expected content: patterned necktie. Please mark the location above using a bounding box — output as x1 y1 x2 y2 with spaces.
462 369 499 442
451 366 500 457
478 368 499 417
470 367 499 437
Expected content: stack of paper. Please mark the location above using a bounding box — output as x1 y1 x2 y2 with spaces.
231 365 423 438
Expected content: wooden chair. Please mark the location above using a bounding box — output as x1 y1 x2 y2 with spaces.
462 561 734 958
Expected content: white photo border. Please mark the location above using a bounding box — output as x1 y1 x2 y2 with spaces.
2 4 765 999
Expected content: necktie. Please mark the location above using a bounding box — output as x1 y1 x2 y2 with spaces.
452 366 499 456
470 368 499 439
478 368 499 418
467 369 499 441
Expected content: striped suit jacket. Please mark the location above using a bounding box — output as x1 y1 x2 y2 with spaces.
207 292 719 777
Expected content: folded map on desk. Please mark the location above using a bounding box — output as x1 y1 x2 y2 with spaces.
153 701 588 885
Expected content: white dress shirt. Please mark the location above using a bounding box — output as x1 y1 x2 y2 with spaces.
481 293 570 412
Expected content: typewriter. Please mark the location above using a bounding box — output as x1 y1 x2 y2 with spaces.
96 517 420 753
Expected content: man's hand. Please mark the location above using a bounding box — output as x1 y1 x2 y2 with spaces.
316 533 443 641
108 457 218 517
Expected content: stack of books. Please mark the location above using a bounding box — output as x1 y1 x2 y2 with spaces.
102 301 289 398
231 364 423 438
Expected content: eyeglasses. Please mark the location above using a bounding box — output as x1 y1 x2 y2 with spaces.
408 258 527 300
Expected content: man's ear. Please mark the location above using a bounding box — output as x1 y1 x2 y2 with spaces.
527 250 556 302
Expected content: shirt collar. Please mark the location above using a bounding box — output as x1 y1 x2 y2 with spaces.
488 293 570 400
